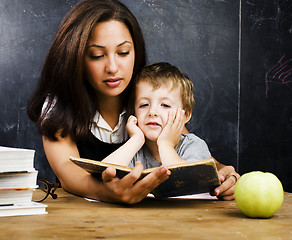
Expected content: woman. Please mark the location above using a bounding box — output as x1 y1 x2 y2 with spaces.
27 0 239 203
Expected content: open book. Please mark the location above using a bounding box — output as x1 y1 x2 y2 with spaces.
70 156 221 198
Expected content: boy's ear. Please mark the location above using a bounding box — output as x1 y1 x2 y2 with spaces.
185 111 192 124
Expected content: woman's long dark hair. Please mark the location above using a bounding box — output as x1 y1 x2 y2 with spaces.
27 0 146 141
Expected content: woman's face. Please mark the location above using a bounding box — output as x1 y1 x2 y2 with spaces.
84 20 135 98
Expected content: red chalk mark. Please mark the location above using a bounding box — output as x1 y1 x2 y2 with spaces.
265 55 292 97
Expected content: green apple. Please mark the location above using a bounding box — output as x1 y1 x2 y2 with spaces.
234 171 284 218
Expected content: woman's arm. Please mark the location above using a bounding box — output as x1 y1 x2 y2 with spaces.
43 133 99 199
43 132 170 204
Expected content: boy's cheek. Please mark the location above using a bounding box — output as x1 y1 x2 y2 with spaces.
136 119 142 128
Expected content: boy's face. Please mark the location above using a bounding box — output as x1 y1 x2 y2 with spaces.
135 81 184 142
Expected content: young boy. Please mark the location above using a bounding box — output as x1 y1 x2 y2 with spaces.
102 62 211 168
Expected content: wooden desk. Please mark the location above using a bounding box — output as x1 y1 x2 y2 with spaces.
0 189 291 240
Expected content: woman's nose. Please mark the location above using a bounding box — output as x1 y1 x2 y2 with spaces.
105 55 118 74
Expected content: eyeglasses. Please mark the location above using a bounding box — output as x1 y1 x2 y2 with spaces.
32 179 60 202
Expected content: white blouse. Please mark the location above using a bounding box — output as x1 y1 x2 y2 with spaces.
91 110 128 144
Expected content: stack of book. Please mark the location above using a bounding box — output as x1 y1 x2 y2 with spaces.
0 146 47 217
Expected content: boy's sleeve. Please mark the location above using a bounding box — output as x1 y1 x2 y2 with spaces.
177 134 212 162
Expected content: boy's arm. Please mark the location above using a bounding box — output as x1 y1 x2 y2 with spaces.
157 109 187 166
102 116 144 166
158 143 186 165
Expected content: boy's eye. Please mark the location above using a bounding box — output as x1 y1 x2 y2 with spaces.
161 103 171 108
139 103 148 108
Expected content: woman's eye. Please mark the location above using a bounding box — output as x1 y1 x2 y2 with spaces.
90 55 103 60
118 51 129 56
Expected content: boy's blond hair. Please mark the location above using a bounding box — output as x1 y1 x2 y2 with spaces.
129 62 195 117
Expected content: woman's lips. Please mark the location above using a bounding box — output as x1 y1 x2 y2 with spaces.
104 78 122 87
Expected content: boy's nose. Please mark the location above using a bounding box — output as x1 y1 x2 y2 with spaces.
148 107 158 117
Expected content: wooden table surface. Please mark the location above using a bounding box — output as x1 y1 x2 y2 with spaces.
0 189 291 240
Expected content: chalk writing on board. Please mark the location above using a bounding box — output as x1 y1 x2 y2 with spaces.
265 55 292 97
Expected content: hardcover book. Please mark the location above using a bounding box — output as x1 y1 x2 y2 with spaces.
0 146 35 173
0 171 38 189
0 202 47 217
0 188 35 206
70 156 221 198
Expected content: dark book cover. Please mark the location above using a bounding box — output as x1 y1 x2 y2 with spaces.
69 157 221 198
